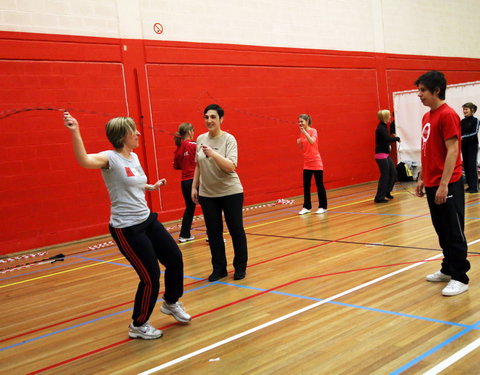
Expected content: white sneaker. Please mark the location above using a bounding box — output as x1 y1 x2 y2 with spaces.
298 208 311 215
442 280 469 296
161 301 191 323
315 208 327 214
179 235 195 243
426 271 451 282
128 322 163 339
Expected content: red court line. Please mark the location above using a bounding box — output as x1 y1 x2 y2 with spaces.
2 212 425 344
19 207 477 373
29 253 480 375
0 278 203 344
26 339 131 375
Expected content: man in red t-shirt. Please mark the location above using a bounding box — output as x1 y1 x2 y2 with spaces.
415 70 470 296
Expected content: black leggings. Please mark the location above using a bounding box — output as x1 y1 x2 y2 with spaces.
375 157 397 200
462 141 479 191
180 179 196 238
199 193 248 273
109 213 184 326
302 169 327 210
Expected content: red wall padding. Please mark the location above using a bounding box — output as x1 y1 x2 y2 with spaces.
0 58 128 254
147 64 380 213
1 32 480 255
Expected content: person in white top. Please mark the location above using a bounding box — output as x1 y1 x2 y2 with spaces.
63 111 191 340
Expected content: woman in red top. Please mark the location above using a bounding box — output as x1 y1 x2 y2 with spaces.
296 114 328 215
173 122 197 242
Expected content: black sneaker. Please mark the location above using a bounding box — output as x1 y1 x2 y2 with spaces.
385 194 394 199
208 271 228 282
374 198 389 203
234 270 246 280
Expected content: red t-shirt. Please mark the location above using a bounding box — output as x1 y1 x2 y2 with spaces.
173 140 197 180
420 103 463 187
299 128 323 170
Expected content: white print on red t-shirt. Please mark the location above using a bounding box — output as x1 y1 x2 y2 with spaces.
422 122 431 156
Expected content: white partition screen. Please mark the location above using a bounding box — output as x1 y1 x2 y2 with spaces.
393 80 480 168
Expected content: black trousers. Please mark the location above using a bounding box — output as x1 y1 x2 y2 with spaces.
302 169 328 209
462 141 478 191
425 179 470 284
180 179 196 238
375 157 397 200
199 193 248 273
109 213 184 326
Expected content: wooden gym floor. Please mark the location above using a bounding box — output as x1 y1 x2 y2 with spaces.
1 181 479 374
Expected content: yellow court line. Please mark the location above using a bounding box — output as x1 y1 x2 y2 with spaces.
3 191 410 287
0 256 125 289
245 192 410 230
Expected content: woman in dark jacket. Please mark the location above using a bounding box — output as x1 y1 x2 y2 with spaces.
461 102 479 193
374 109 400 203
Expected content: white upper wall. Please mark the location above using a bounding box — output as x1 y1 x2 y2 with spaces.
1 0 480 58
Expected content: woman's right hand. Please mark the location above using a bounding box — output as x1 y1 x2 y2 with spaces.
64 111 79 131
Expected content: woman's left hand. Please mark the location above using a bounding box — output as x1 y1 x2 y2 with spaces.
148 179 167 191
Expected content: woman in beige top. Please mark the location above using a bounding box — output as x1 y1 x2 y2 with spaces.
192 104 248 282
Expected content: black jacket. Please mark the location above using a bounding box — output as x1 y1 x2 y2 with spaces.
461 116 479 145
375 122 399 154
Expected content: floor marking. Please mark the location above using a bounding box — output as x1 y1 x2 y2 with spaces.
0 256 125 288
468 238 480 246
9 192 478 373
390 324 479 375
138 253 443 374
422 334 480 375
1 208 426 289
389 237 480 374
22 252 480 373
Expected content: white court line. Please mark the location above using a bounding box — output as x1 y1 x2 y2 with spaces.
419 238 480 375
139 253 443 374
422 336 480 375
468 238 480 246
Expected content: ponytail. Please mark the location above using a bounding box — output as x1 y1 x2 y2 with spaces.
174 122 194 146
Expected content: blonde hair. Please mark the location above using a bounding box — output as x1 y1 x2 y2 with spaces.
377 109 391 123
174 122 194 147
105 117 136 149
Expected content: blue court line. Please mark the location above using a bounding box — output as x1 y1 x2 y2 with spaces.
70 256 206 281
2 275 477 354
0 282 210 352
198 280 477 330
390 320 480 375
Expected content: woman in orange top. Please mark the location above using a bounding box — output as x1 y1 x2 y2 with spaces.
296 114 328 215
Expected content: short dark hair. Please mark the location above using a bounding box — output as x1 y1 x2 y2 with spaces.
415 70 447 100
462 102 477 114
204 104 224 118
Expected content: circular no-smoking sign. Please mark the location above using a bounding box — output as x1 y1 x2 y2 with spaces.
153 23 164 34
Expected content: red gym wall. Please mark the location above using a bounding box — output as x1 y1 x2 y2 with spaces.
1 30 480 256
